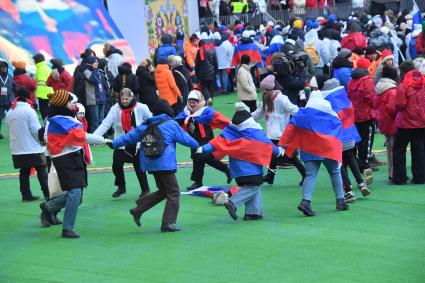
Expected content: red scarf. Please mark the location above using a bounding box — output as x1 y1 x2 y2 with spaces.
200 43 214 61
11 97 34 110
121 104 136 132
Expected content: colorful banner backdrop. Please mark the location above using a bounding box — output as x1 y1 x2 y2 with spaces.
0 0 136 72
144 0 189 58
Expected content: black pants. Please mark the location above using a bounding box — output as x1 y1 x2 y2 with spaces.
112 149 150 193
171 102 182 116
200 79 216 100
354 119 375 171
191 154 228 184
341 148 364 191
392 128 425 184
242 100 257 113
134 172 180 225
19 166 49 198
38 98 49 121
269 140 305 177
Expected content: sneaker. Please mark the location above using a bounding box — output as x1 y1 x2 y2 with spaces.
358 183 371 197
344 192 356 203
129 208 141 227
363 169 373 186
297 199 315 216
336 198 349 211
61 229 80 239
22 195 40 202
368 155 386 166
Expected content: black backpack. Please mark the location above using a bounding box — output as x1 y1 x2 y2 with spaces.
140 119 168 158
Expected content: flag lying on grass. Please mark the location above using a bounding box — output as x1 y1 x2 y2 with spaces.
181 186 240 198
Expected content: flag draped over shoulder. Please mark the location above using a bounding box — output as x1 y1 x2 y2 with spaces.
279 94 343 163
210 118 275 166
322 86 361 143
175 107 230 130
47 116 86 155
231 42 263 67
265 36 284 66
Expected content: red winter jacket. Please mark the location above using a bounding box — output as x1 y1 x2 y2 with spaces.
347 68 376 123
395 70 425 129
46 69 72 91
374 78 397 135
13 72 36 104
415 32 425 56
341 32 368 51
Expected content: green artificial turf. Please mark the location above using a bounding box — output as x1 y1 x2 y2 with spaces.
0 93 424 282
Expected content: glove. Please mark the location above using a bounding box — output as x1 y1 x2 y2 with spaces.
105 139 114 149
195 147 203 154
277 147 285 157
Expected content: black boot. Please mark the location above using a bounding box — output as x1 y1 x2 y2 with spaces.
129 208 142 227
262 171 275 185
297 199 315 216
112 186 126 198
224 201 238 220
160 223 181 232
22 194 39 202
61 229 80 238
186 182 202 191
42 189 49 201
39 202 54 227
336 198 349 211
225 167 232 184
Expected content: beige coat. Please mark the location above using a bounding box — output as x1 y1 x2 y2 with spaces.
237 64 257 101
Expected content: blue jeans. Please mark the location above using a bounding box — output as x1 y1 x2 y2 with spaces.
86 105 102 133
218 69 229 93
302 159 344 201
45 188 82 230
230 185 263 216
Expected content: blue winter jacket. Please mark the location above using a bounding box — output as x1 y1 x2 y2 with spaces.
156 44 177 65
333 67 352 89
112 114 199 172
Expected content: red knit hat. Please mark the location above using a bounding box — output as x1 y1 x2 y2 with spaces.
357 57 371 69
381 49 393 59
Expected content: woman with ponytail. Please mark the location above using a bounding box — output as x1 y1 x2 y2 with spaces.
252 75 305 185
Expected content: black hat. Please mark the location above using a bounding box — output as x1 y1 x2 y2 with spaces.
365 46 377 55
151 99 174 117
33 53 45 63
382 66 398 81
241 54 251 65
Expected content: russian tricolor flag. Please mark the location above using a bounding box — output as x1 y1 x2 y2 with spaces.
210 118 276 166
175 107 230 130
279 93 343 163
47 116 86 155
231 42 263 67
322 86 361 144
265 35 285 66
412 0 422 26
181 186 240 198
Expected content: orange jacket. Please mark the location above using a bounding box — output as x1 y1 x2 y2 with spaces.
184 40 198 69
155 64 181 106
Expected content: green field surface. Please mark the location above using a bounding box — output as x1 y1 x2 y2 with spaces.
0 93 423 282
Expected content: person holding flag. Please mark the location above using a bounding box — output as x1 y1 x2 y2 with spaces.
198 102 284 221
175 90 231 191
279 91 349 216
39 90 110 239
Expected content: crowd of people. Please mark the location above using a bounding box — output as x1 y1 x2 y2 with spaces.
1 7 424 238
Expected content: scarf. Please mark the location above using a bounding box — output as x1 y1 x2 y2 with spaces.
121 104 137 132
200 43 214 61
11 97 34 110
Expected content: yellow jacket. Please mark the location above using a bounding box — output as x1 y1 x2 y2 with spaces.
35 61 53 99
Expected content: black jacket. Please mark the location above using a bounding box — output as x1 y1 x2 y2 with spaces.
113 62 140 98
171 65 193 103
136 66 158 108
52 150 87 191
195 39 218 81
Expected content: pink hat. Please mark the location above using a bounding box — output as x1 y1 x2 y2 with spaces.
260 75 276 90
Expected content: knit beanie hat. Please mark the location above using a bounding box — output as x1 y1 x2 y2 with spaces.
293 19 303 30
357 57 371 69
328 14 336 24
260 75 276 90
382 65 398 81
32 53 45 64
48 90 70 107
381 49 393 59
338 48 352 59
12 61 26 69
